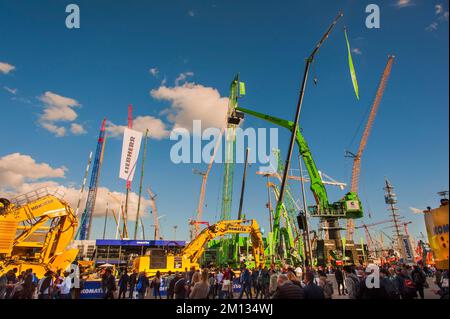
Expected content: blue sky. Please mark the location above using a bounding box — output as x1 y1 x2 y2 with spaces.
0 0 448 244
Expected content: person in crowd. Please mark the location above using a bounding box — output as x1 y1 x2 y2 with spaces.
272 274 305 299
269 271 278 298
102 268 116 299
318 273 333 299
136 272 149 300
303 271 324 299
174 272 188 299
166 271 175 299
215 268 224 299
411 264 427 299
151 271 162 299
260 266 271 299
10 273 25 299
189 271 201 295
21 269 35 299
343 265 360 299
38 271 53 299
222 267 232 299
51 269 63 299
252 266 260 298
435 268 443 289
190 269 210 299
58 271 72 299
295 264 303 280
118 269 129 299
208 272 216 299
128 269 138 299
0 271 7 299
239 264 252 299
434 269 449 299
395 267 417 299
334 266 345 296
4 268 17 299
380 268 400 299
286 271 302 288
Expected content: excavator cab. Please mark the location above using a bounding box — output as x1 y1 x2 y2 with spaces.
308 191 363 219
0 198 11 215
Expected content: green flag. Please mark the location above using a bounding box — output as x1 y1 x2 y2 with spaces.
239 81 246 96
344 29 359 100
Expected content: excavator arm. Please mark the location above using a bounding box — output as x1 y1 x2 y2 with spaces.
235 106 363 219
0 188 78 277
181 219 265 267
237 106 329 210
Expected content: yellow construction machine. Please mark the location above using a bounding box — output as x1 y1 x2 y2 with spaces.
133 219 265 276
0 188 79 277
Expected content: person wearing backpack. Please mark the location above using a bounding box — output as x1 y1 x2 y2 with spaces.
38 271 53 299
343 265 360 299
411 265 427 299
136 272 149 299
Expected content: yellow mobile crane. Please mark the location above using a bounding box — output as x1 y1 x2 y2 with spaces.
133 219 265 276
0 188 78 277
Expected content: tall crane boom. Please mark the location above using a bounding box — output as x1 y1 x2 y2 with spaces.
347 56 395 241
192 129 223 238
78 118 107 240
147 187 160 240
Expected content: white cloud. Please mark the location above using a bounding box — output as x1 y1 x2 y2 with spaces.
175 72 194 86
409 206 424 214
0 153 150 221
38 91 83 137
436 4 444 15
41 123 67 137
426 22 439 31
70 123 87 135
0 153 66 190
107 115 170 140
396 0 414 8
150 82 229 133
3 86 17 95
188 10 195 17
149 67 159 77
0 62 15 74
351 48 362 55
39 91 80 122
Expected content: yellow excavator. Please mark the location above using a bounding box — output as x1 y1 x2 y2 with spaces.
133 219 265 276
0 188 79 277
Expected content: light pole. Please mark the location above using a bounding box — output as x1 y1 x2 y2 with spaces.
173 225 178 240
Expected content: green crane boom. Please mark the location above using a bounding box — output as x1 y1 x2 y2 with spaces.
234 106 363 220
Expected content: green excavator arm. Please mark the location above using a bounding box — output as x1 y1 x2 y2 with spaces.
235 106 363 219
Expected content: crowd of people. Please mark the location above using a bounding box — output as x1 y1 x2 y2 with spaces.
1 261 448 299
99 261 449 300
0 268 74 299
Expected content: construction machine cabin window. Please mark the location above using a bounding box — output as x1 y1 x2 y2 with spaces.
149 249 167 269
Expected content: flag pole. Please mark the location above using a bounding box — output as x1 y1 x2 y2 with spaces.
134 129 149 239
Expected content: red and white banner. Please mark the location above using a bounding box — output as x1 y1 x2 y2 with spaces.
119 128 143 182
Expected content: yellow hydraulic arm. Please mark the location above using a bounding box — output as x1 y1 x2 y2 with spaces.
0 188 78 277
181 219 266 267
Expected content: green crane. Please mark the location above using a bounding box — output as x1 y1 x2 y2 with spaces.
235 106 363 220
218 74 246 266
267 181 303 265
